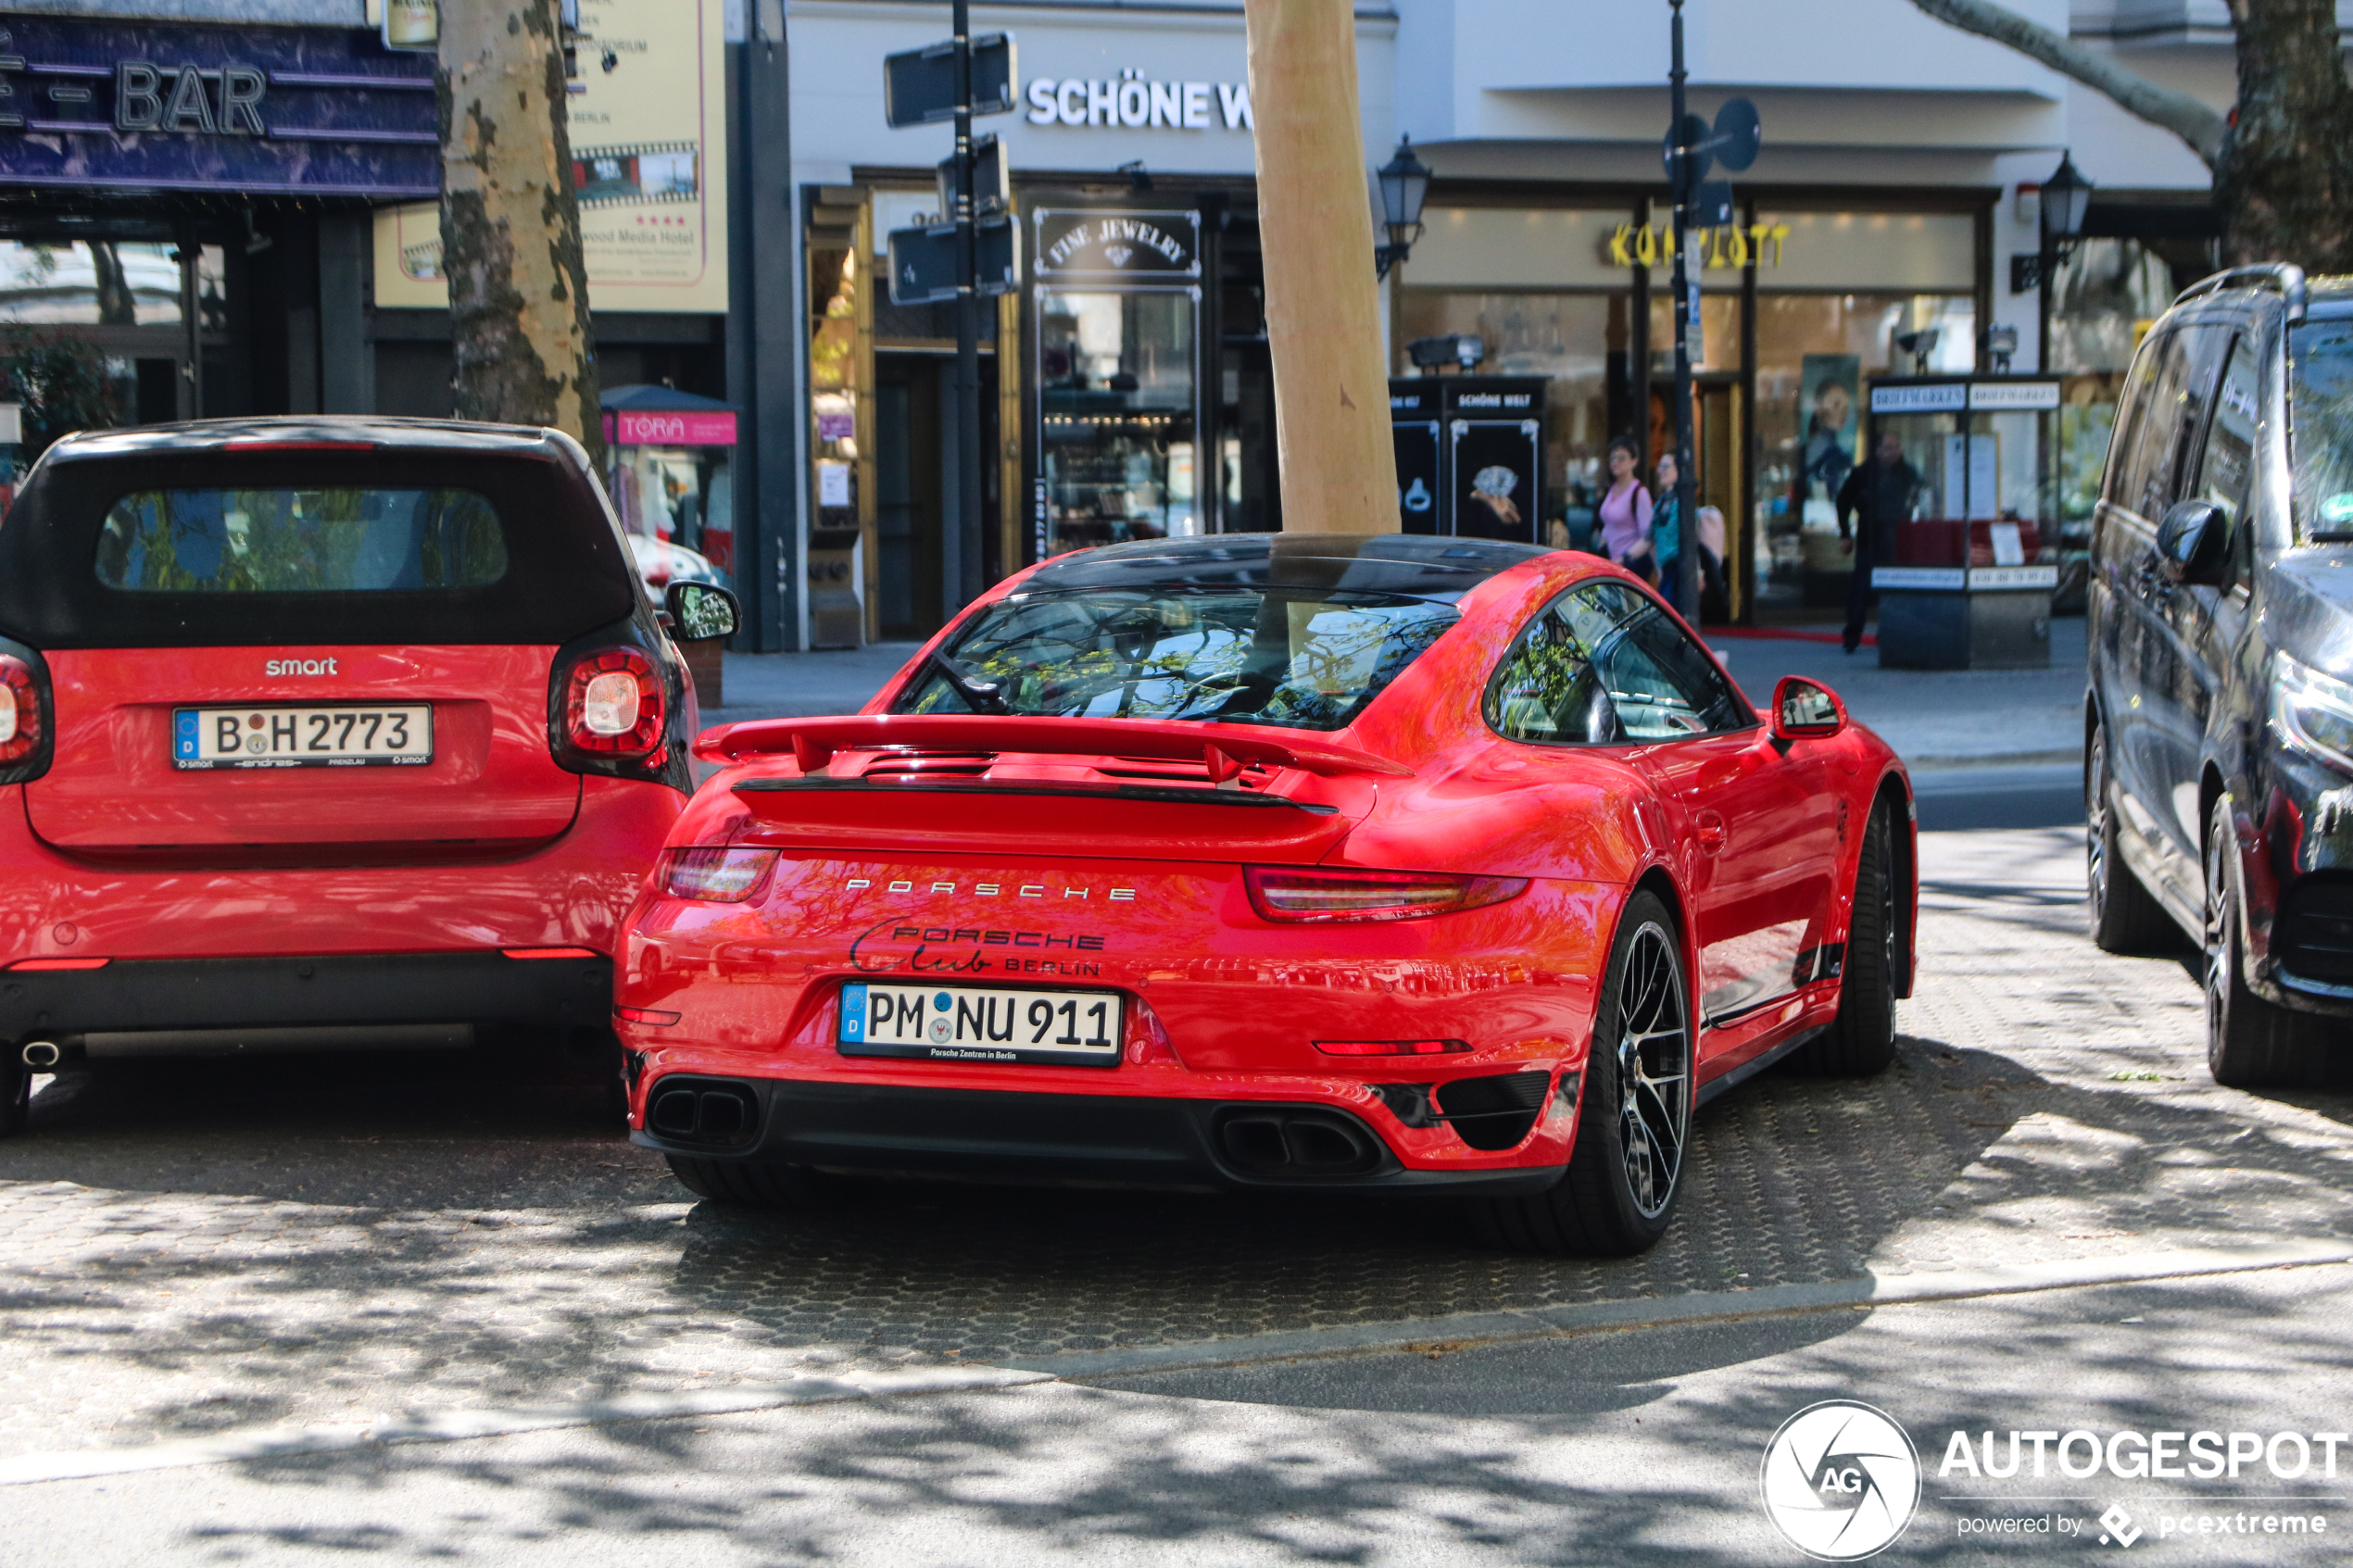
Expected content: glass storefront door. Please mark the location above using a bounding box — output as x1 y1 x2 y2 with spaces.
1037 287 1199 552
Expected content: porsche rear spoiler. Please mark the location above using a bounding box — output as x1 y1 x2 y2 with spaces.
694 714 1412 779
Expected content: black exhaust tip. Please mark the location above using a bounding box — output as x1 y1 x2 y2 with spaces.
646 1078 761 1148
1214 1107 1383 1177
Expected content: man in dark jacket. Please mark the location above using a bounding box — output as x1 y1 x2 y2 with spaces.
1836 430 1922 654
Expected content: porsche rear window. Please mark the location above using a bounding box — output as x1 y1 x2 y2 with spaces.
893 588 1459 730
94 488 509 593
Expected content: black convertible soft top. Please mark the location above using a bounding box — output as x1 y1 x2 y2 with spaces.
0 418 638 648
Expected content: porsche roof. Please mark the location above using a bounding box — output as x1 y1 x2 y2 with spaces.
1020 533 1552 601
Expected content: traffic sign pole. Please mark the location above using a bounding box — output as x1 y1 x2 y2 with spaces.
1667 0 1699 624
950 0 984 613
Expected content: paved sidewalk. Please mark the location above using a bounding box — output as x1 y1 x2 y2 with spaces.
706 618 2087 768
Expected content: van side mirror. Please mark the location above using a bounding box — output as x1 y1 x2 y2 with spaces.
2157 499 2231 587
665 581 740 642
1771 675 1846 741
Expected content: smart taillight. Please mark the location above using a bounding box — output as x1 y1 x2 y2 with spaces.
0 655 43 766
563 649 664 758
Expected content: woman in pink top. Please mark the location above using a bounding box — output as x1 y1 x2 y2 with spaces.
1597 436 1655 578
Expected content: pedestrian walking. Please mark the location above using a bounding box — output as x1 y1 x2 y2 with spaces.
1835 429 1922 654
1598 436 1654 580
1653 450 1729 621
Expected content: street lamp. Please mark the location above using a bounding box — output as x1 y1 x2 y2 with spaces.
1374 135 1431 279
2040 152 2094 263
2035 150 2093 373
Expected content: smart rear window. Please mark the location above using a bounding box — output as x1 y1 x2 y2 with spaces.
94 488 508 593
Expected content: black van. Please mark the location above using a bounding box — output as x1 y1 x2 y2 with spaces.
2088 263 2353 1086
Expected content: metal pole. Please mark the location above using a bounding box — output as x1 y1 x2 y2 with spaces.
950 0 984 617
1668 0 1699 623
176 230 204 420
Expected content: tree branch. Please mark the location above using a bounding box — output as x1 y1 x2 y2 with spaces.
1909 0 2228 167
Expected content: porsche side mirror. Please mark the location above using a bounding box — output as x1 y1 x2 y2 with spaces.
1771 675 1846 741
2157 499 2230 587
665 581 740 642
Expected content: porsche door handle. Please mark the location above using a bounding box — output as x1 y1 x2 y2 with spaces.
1694 809 1729 855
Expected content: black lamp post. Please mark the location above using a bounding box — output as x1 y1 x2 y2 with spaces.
1375 135 1431 279
2041 153 2095 259
2037 152 2093 370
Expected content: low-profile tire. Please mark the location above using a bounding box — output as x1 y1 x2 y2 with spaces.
0 1052 26 1138
1787 798 1901 1077
665 1154 835 1208
1474 889 1692 1257
2205 794 2335 1088
2088 721 2177 954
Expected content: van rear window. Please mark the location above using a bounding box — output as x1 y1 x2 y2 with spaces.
94 488 508 593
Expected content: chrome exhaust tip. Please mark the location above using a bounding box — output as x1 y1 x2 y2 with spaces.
20 1041 59 1070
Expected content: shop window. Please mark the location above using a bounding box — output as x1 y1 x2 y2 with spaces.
1038 287 1197 550
1395 291 1630 550
1750 292 1976 620
0 240 220 328
2048 238 2178 375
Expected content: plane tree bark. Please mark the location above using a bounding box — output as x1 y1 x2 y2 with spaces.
1911 0 2353 270
437 0 602 464
1243 0 1398 532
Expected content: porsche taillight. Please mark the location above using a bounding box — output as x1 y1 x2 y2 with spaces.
1244 867 1529 923
563 648 663 758
661 847 779 902
0 655 43 767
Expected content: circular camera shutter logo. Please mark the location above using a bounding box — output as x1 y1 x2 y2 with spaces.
1759 1400 1920 1561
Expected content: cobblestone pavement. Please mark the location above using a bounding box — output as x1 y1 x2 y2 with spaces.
5 822 2352 1464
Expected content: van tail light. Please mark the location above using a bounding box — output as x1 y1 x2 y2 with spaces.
1244 867 1529 923
661 847 779 902
0 656 40 765
562 648 663 758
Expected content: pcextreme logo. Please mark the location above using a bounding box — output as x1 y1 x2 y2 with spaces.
1761 1401 1922 1561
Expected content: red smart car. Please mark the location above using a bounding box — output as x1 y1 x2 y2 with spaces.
617 534 1912 1255
0 418 735 1134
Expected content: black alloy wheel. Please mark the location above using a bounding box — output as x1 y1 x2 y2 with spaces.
1475 888 1692 1256
2203 794 2333 1088
1791 797 1900 1076
2088 721 2176 953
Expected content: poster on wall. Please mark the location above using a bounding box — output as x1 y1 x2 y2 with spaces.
1449 419 1541 544
370 0 727 313
1794 354 1859 525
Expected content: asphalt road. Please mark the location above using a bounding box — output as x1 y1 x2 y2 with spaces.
12 774 2353 1566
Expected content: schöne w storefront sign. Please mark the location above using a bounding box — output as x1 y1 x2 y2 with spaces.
0 15 435 198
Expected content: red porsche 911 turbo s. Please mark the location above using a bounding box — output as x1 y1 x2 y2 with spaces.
617 533 1914 1255
0 418 737 1135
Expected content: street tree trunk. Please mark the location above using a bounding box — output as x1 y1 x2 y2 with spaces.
438 0 601 466
1242 0 1397 533
1910 0 2353 269
2217 0 2353 269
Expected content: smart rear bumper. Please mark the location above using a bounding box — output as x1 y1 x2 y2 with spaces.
0 950 612 1049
